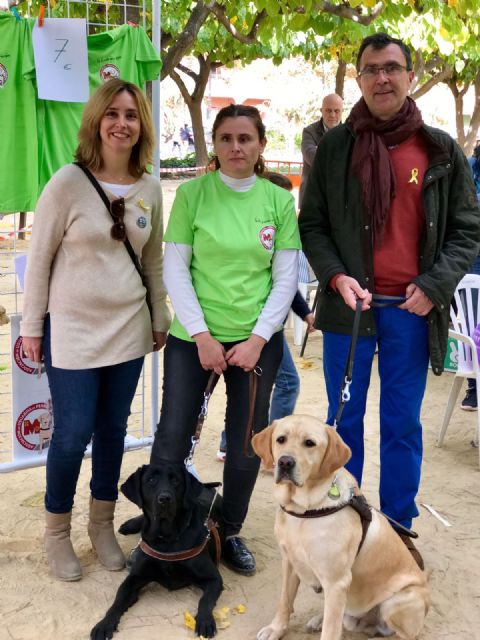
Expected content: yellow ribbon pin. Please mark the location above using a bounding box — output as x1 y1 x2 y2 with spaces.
408 168 419 184
138 198 151 211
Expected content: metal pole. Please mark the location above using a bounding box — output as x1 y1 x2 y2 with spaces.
150 0 161 437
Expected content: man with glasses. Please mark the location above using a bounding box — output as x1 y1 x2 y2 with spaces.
299 32 480 570
299 93 343 207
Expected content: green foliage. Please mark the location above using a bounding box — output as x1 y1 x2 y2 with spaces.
160 154 197 168
266 129 286 151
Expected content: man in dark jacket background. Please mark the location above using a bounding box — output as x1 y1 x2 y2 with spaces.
299 93 343 207
299 32 480 570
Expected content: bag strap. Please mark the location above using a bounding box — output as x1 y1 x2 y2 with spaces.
74 162 143 279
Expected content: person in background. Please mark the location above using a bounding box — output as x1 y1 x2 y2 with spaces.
217 172 315 462
461 143 480 410
299 33 480 570
151 105 301 576
299 93 344 207
20 79 170 581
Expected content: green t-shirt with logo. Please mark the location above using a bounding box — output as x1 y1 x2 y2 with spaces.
0 13 38 212
30 24 161 196
165 171 301 342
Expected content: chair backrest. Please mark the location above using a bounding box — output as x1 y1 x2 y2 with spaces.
451 274 480 371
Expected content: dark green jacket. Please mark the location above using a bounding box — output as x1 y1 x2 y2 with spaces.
299 122 480 375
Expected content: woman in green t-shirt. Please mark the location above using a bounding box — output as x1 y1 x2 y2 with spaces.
151 104 301 575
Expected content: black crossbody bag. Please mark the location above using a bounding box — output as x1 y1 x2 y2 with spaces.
75 162 153 319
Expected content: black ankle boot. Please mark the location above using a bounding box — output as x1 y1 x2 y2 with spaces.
222 536 256 575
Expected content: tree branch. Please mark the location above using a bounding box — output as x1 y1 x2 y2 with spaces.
411 65 453 100
161 0 214 80
170 69 193 108
209 3 267 44
305 1 384 25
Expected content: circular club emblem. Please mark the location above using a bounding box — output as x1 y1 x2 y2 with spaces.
15 402 53 452
136 215 147 229
259 225 276 251
13 336 45 375
0 63 8 87
100 64 120 82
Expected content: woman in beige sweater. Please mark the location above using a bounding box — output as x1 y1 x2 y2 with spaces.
21 79 170 581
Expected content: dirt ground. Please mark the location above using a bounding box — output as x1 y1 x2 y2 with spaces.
0 180 479 640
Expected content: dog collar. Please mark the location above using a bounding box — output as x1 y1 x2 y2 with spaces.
138 518 221 565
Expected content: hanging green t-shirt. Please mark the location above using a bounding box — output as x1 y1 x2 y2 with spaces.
29 24 161 196
165 171 301 342
0 13 38 212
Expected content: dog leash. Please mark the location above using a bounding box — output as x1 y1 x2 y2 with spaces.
184 371 220 467
333 295 407 430
333 298 363 430
184 366 262 467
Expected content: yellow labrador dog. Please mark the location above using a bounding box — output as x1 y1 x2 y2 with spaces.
252 415 429 640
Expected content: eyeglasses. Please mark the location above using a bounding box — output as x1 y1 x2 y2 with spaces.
110 197 126 241
358 64 408 78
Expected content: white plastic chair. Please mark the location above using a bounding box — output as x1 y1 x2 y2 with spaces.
437 273 480 465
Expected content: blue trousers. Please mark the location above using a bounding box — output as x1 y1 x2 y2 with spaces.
43 317 144 513
270 334 300 422
323 306 429 529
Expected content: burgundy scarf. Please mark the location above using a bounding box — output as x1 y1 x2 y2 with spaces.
346 96 423 243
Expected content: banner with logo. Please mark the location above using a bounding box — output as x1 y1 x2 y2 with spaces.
10 314 52 462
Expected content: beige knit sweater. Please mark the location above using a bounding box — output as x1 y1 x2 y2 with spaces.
20 164 171 369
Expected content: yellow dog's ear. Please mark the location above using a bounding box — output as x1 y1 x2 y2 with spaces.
251 425 275 469
320 427 351 478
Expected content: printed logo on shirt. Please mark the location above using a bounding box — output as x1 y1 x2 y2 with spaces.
259 225 276 251
100 64 120 82
136 215 147 229
0 63 8 87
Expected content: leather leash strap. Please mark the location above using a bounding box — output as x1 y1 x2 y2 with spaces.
138 518 221 564
333 298 363 430
185 367 261 465
243 367 261 457
184 372 220 467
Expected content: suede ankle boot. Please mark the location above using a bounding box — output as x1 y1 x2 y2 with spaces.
87 498 125 570
44 510 82 581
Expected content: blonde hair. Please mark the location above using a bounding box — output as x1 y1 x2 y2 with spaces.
75 79 155 178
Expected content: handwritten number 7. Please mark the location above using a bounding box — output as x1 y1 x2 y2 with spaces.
54 39 69 63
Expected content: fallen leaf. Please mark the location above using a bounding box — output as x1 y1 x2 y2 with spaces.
184 610 196 630
21 492 44 507
235 604 246 613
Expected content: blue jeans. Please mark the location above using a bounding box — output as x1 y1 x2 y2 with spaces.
323 306 429 529
151 332 283 536
270 335 300 421
43 317 144 513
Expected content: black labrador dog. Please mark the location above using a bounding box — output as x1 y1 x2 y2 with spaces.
90 462 223 640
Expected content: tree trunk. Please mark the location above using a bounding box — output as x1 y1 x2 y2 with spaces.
447 78 469 150
189 102 208 171
464 72 480 156
170 55 216 172
335 60 346 99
